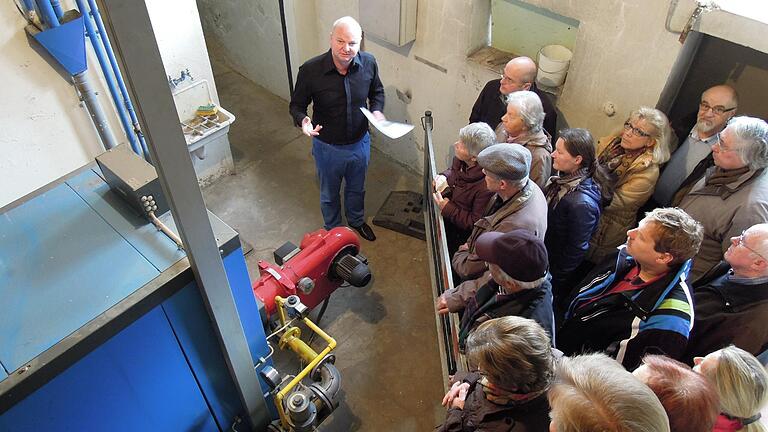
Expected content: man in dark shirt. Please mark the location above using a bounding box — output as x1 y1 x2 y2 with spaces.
289 16 385 241
469 57 557 138
682 223 768 364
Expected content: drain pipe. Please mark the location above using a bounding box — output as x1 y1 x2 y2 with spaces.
35 0 58 27
75 0 143 158
50 0 65 19
73 72 118 149
86 0 151 162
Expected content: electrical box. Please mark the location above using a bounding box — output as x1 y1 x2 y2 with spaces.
360 0 417 46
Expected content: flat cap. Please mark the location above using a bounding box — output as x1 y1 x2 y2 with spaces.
475 229 548 282
477 143 531 181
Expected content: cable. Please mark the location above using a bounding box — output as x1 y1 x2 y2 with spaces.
148 211 183 249
307 297 330 346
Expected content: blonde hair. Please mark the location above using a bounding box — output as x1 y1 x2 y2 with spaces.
622 106 672 164
701 346 768 432
549 353 670 432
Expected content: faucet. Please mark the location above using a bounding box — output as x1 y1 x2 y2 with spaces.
168 68 194 88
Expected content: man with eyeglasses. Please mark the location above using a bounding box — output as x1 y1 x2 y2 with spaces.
676 116 768 283
651 85 738 207
469 57 558 138
682 223 768 365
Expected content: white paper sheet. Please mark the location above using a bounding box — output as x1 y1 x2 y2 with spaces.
360 107 415 139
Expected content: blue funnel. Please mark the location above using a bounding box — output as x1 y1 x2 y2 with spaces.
33 16 87 75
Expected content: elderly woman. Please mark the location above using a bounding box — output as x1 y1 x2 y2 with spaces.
633 355 720 432
500 90 552 190
587 107 672 263
677 116 768 283
544 128 606 310
437 316 553 432
433 122 496 257
694 346 768 432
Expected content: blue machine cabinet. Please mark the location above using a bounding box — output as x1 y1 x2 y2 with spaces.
0 165 272 430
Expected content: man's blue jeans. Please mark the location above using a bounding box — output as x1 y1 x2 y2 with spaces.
312 133 370 230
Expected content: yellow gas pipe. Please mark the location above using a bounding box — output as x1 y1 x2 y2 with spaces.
273 296 337 430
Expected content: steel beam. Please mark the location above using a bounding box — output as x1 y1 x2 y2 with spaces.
94 1 268 429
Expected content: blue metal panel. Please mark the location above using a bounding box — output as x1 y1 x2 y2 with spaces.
0 184 159 372
32 16 87 75
0 307 217 431
66 168 185 272
223 249 271 369
161 248 273 429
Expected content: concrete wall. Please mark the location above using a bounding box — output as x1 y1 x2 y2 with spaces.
1 0 221 208
294 0 701 173
197 0 290 100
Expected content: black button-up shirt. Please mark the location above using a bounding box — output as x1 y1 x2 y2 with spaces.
289 49 385 145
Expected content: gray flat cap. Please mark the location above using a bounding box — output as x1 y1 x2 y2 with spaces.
477 143 531 181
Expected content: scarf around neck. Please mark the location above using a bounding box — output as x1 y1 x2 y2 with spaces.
544 167 589 209
479 376 547 406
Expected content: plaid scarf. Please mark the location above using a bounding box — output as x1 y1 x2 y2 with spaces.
544 167 589 209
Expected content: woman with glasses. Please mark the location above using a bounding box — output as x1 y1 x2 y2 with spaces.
544 128 610 316
437 316 553 432
586 107 672 264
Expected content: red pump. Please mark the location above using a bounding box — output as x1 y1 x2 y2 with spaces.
252 227 371 317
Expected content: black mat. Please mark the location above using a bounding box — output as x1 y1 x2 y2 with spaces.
372 191 426 240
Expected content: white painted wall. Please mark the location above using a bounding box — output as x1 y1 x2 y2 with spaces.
197 0 290 101
0 0 221 208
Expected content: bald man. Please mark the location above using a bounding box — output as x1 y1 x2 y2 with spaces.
652 84 738 207
682 223 768 364
469 56 557 138
289 16 385 241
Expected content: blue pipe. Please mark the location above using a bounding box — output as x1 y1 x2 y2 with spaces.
50 0 64 19
35 0 59 28
74 0 143 157
85 0 151 161
22 0 35 14
86 0 151 162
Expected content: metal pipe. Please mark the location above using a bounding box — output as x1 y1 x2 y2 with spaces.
22 0 35 14
86 0 151 162
49 0 64 19
74 0 143 157
72 71 118 150
35 0 59 28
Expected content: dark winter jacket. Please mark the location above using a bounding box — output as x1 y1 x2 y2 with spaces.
469 79 558 139
545 177 602 300
436 372 550 432
681 272 768 365
458 278 554 351
557 247 694 370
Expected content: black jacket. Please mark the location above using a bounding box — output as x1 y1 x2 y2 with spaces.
682 271 768 365
469 79 557 139
557 248 694 369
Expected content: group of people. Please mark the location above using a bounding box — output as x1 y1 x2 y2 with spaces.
432 58 768 429
289 16 768 431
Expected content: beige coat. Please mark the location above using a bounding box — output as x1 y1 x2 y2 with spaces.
496 128 552 191
587 135 660 263
679 168 768 282
445 181 548 311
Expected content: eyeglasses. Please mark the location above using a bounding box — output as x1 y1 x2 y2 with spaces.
734 230 767 260
699 101 736 115
712 135 737 153
623 121 652 138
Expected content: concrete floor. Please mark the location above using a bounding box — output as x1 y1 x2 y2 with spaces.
201 55 446 430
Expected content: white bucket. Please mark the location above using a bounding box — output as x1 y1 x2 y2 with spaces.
536 45 573 88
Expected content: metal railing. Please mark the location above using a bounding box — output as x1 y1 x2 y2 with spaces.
421 111 467 388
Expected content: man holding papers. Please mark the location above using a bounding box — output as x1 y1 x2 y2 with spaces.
289 16 385 241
